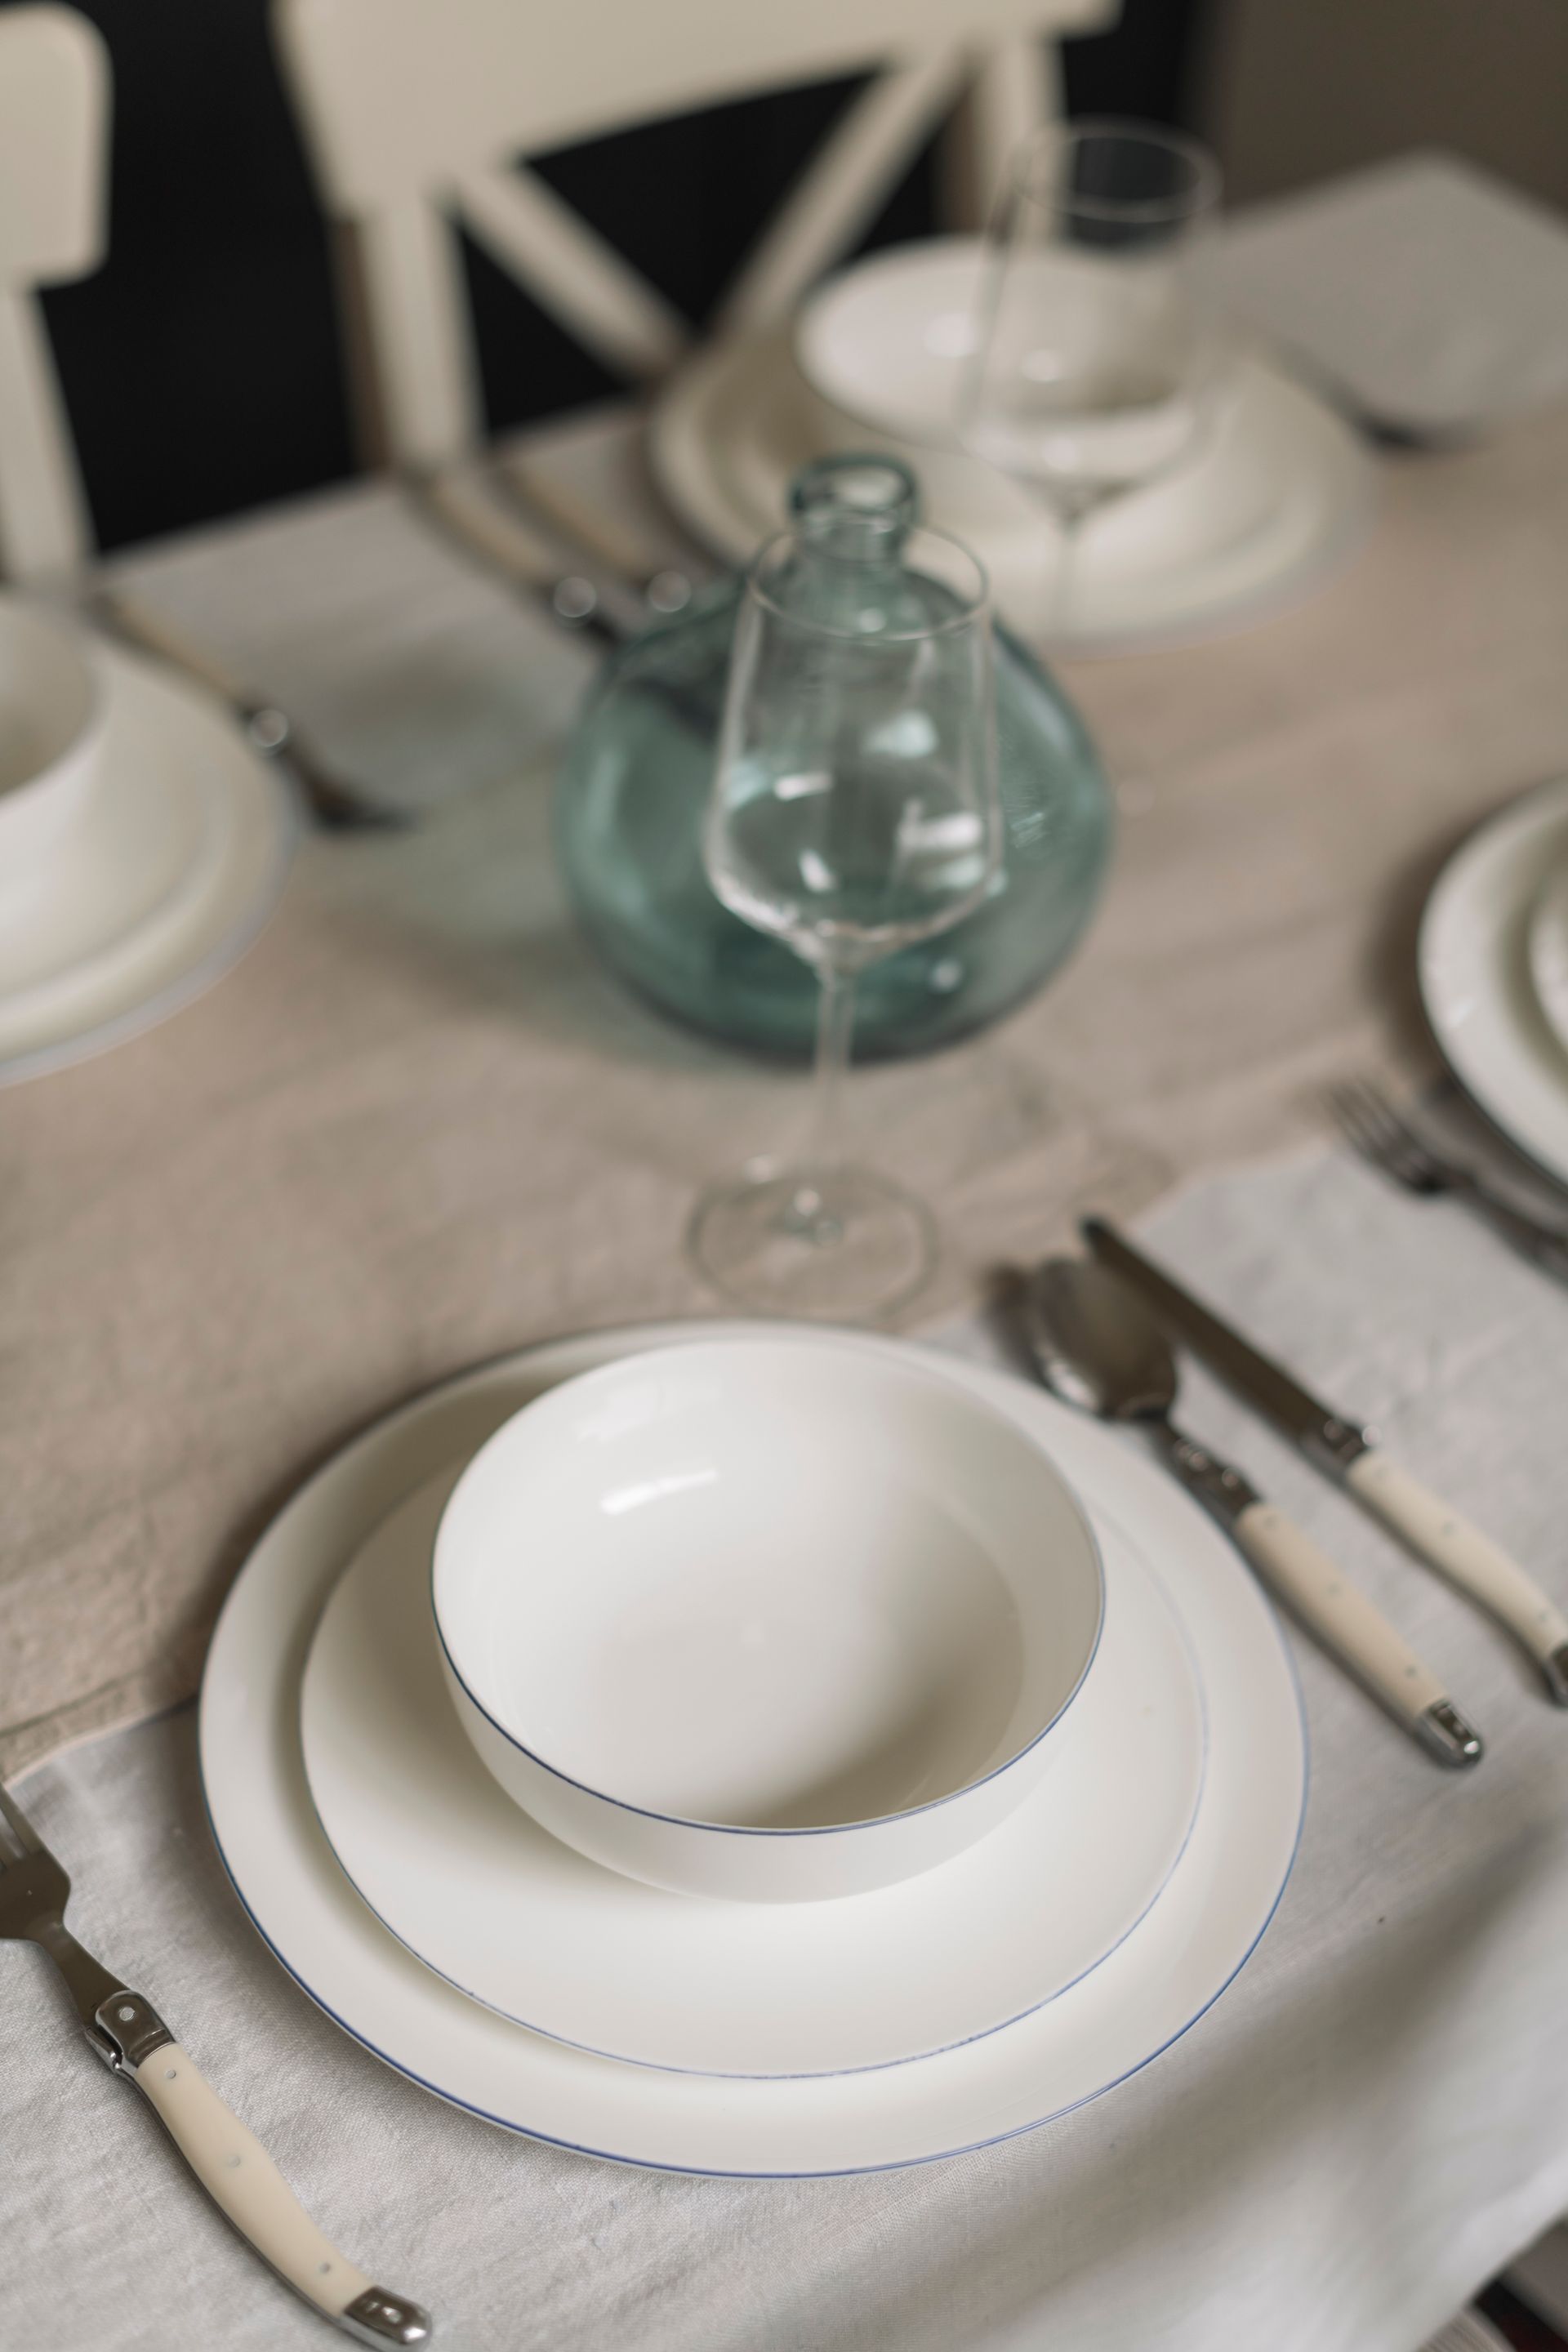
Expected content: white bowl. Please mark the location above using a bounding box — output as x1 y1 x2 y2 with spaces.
432 1337 1104 1903
0 595 106 925
794 237 1028 533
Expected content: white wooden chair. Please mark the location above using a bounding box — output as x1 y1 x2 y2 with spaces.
0 2 109 582
274 0 1119 479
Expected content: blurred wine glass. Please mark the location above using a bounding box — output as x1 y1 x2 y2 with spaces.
960 119 1223 642
692 471 1000 1320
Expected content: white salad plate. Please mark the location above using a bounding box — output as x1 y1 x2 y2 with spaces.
1419 777 1568 1186
201 1321 1306 2176
301 1462 1202 2078
0 642 296 1085
648 328 1373 653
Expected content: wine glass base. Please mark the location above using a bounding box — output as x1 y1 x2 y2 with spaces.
688 1160 938 1322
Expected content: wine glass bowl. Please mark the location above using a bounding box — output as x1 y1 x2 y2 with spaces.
706 526 996 972
961 120 1223 634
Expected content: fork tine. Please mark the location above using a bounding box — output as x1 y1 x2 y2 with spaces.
1349 1079 1446 1180
1329 1081 1423 1187
0 1783 42 1858
1338 1076 1401 1150
1348 1077 1416 1156
1328 1080 1388 1160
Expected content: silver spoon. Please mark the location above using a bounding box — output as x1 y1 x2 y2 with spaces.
1022 1258 1483 1769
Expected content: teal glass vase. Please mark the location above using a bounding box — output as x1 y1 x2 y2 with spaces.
555 457 1112 1058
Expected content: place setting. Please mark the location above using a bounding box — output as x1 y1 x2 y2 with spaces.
649 122 1375 652
197 1191 1568 2200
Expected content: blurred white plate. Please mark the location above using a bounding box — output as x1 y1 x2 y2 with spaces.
0 644 295 1085
202 1320 1305 2176
1527 856 1568 1058
301 1465 1205 2078
649 327 1374 652
1419 777 1568 1183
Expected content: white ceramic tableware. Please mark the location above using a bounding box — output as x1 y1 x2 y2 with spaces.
1527 853 1568 1060
649 245 1374 651
794 239 1031 535
199 1319 1307 2176
0 594 106 922
302 1468 1202 2077
0 639 295 1085
1419 777 1568 1187
431 1338 1105 1901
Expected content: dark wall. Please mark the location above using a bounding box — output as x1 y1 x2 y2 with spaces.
24 0 1201 554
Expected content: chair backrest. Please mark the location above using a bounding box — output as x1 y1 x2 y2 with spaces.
275 0 1118 473
0 3 109 581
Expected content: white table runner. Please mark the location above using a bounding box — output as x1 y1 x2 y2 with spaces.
11 1144 1568 2352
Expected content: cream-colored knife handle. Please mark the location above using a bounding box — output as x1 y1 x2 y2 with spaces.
1232 1502 1482 1765
132 2044 428 2342
1348 1450 1568 1699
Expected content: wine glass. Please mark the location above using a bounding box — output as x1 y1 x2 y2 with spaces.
690 487 1000 1321
960 119 1223 641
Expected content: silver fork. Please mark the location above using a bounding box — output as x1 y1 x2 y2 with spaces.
0 1781 430 2345
1330 1077 1568 1283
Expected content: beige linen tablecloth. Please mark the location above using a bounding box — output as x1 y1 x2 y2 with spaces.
5 399 1568 1775
13 1147 1568 2352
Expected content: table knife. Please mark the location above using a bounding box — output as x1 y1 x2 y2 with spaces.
1085 1216 1568 1702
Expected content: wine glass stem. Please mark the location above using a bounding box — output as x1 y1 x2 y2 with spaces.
1048 514 1080 644
804 960 857 1175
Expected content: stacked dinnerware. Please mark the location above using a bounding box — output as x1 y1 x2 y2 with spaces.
201 1322 1307 2175
648 235 1375 652
0 590 292 1085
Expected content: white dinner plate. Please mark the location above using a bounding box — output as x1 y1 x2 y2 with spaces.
201 1321 1306 2176
648 333 1374 652
0 644 296 1085
1419 777 1568 1186
300 1465 1205 2078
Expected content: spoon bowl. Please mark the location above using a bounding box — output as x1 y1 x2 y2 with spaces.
1024 1259 1179 1422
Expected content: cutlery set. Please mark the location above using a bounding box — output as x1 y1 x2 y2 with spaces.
1024 1196 1568 1768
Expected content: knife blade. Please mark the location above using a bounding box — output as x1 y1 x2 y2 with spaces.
1082 1218 1370 1474
1083 1215 1568 1702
